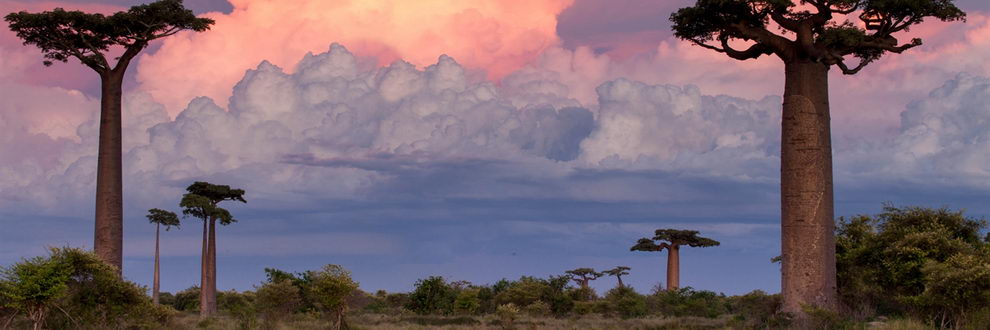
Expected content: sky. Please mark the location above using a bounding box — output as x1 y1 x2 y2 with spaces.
1 0 990 296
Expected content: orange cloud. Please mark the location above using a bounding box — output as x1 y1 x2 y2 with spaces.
135 0 573 114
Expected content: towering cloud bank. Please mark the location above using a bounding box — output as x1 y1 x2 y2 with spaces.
135 0 573 114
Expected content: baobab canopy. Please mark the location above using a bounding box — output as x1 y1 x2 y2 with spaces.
4 0 214 70
669 0 966 74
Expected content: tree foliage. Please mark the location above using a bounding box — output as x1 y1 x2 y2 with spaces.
836 205 990 326
632 229 721 251
4 0 213 72
146 208 180 229
180 181 246 225
670 0 965 73
305 264 359 328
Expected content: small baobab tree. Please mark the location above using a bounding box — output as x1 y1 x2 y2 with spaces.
146 208 179 305
564 268 602 291
602 266 631 288
631 229 719 291
669 0 966 316
180 181 246 317
4 0 214 271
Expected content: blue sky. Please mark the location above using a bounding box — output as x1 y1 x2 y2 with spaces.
2 0 990 297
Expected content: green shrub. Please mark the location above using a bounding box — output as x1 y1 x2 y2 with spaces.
524 301 551 317
725 290 788 328
305 264 359 327
406 276 457 315
573 301 594 315
454 288 481 315
254 280 303 323
648 287 728 318
171 286 200 311
605 286 648 318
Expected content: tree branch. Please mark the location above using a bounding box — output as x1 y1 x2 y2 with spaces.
834 57 869 75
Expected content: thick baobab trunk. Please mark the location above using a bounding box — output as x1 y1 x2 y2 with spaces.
200 219 209 317
153 223 161 305
93 70 125 272
666 245 680 290
207 218 218 315
780 60 838 315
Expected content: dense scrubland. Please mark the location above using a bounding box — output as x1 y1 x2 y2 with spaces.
2 205 989 329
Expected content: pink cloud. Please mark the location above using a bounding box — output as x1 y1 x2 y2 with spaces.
135 0 573 114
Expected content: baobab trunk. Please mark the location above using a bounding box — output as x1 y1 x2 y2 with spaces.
617 276 624 288
207 218 218 315
153 223 161 305
200 219 209 317
93 70 125 272
779 60 838 315
666 245 680 290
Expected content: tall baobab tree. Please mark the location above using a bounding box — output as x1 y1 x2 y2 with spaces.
565 268 602 291
146 208 180 305
602 266 631 288
4 0 214 271
669 0 965 315
180 181 246 317
631 229 719 291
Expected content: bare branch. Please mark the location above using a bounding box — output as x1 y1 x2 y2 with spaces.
834 57 870 75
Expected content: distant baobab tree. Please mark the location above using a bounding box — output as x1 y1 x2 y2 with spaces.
669 0 965 316
631 229 719 291
4 0 214 271
146 208 180 305
602 266 631 288
180 181 246 317
565 268 602 291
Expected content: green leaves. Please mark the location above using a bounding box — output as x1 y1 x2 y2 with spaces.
146 208 180 230
179 181 246 225
670 0 966 73
654 229 721 247
5 0 214 71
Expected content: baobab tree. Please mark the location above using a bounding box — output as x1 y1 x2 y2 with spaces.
564 268 602 291
146 208 180 305
180 181 246 317
631 229 719 291
4 0 214 271
602 266 631 288
669 0 965 315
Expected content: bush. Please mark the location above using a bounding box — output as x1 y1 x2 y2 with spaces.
605 286 648 318
254 280 303 323
454 288 481 315
170 286 200 311
725 290 789 328
305 264 359 327
836 205 990 323
524 301 551 317
0 247 170 329
648 287 728 318
406 276 457 315
495 303 520 327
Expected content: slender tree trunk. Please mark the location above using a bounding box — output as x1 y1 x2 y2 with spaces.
207 217 218 315
666 245 680 291
617 276 624 288
779 60 838 316
199 219 209 317
153 223 161 305
93 70 125 273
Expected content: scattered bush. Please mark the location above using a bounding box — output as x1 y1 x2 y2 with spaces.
454 288 482 315
254 279 303 323
407 276 457 315
605 286 648 318
305 264 359 328
649 287 728 318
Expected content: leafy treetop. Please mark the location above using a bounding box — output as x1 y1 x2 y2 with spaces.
180 181 246 225
670 0 965 74
632 229 721 251
146 208 180 230
602 266 631 277
4 0 214 73
565 268 602 280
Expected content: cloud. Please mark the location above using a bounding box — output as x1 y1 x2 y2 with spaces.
134 0 573 114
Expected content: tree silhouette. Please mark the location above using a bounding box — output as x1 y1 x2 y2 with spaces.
145 208 179 305
180 181 246 317
4 0 214 271
602 266 631 288
564 268 602 291
631 229 719 291
669 0 965 315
